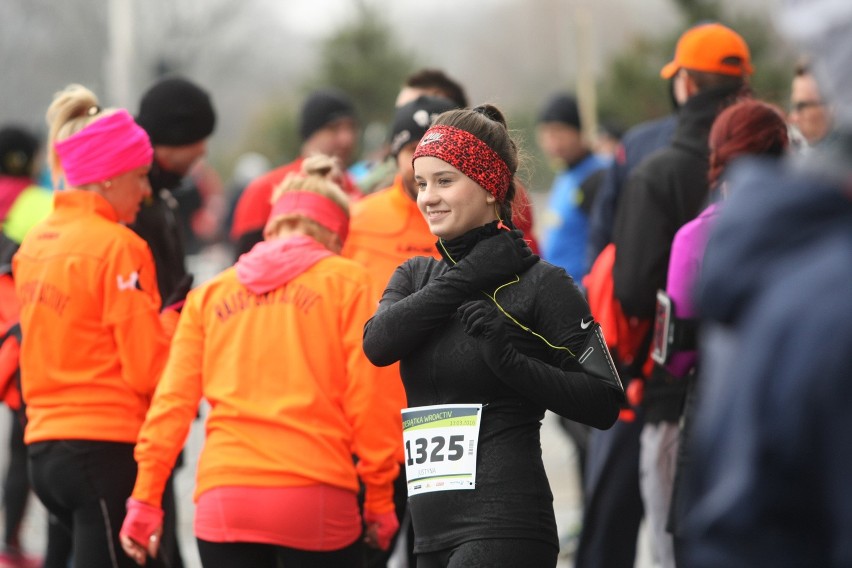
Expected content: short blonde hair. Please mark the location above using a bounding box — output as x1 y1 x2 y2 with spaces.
264 154 350 241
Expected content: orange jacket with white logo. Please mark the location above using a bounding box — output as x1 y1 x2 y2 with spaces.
341 176 441 462
13 190 169 444
131 256 400 513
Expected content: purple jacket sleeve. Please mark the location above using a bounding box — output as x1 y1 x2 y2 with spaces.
665 203 718 377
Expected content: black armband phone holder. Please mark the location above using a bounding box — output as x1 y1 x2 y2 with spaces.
651 290 699 365
578 322 625 393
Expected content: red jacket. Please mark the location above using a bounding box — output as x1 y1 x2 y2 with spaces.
230 157 362 242
0 274 21 410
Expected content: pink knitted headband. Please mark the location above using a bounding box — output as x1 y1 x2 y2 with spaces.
269 191 349 244
412 124 512 202
54 109 153 187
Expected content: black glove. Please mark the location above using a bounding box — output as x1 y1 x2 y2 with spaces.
458 299 515 368
458 299 620 427
364 232 536 368
455 230 539 292
162 274 194 313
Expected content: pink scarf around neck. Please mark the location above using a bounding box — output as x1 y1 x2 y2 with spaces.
235 234 333 295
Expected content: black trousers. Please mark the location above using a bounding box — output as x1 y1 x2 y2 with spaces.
573 413 645 568
416 538 558 568
196 537 364 568
3 409 28 549
28 439 179 568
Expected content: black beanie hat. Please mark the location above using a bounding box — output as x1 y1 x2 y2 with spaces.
136 77 216 146
299 89 357 142
0 126 39 177
539 92 582 130
389 95 458 157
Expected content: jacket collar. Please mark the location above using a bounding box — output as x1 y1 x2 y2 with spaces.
672 84 745 158
437 219 515 266
53 189 119 223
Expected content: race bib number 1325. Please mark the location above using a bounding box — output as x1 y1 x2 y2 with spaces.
401 404 483 497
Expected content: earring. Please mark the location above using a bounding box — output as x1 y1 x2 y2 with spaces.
103 180 112 189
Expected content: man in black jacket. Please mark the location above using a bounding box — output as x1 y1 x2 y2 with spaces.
131 76 216 568
611 22 752 568
133 76 216 305
575 110 678 568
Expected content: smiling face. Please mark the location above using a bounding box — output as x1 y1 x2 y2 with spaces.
414 156 497 240
103 164 152 223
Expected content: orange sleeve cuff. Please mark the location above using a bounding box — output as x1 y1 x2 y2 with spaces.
131 459 174 508
363 481 396 515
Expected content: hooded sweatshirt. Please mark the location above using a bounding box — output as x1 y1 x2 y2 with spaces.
682 153 852 567
131 234 399 517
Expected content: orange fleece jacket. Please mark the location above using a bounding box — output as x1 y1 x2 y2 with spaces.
131 255 400 514
13 190 169 444
342 176 439 299
341 176 442 463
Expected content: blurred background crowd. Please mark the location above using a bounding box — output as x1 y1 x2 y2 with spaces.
1 0 792 266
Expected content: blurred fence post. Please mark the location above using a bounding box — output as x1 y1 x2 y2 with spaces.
105 0 134 108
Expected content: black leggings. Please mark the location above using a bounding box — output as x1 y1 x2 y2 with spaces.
196 538 364 568
6 409 74 567
416 538 558 568
28 440 138 568
28 439 176 568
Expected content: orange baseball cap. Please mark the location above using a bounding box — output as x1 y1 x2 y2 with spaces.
660 23 754 79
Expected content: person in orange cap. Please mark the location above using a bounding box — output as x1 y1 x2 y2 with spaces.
658 22 753 80
611 21 752 568
120 155 400 568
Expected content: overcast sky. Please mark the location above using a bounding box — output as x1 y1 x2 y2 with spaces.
1 0 779 173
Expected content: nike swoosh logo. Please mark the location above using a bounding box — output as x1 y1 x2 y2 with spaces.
580 318 593 329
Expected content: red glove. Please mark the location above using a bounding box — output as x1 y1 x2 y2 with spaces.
618 407 636 422
617 378 646 422
626 378 645 408
120 498 163 565
363 509 399 551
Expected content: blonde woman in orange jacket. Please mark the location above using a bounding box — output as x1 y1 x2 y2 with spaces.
120 155 400 568
13 84 171 568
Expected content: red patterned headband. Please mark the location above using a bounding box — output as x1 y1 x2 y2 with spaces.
54 109 152 187
269 191 349 244
412 124 511 202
